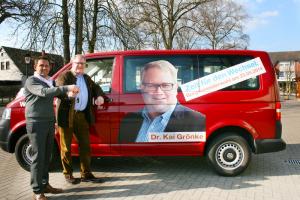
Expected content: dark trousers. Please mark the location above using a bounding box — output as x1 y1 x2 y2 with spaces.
26 120 54 194
59 112 91 176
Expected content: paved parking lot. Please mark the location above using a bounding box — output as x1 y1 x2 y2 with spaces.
1 100 300 200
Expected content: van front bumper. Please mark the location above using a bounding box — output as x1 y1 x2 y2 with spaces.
254 139 286 154
0 119 10 152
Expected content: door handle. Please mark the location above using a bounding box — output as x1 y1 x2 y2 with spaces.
106 98 113 103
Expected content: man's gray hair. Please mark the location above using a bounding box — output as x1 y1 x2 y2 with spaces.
141 60 178 83
72 54 86 63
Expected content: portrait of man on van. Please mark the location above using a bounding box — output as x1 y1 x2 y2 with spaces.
118 60 206 143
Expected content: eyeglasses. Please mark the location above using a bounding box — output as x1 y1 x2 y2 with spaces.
73 62 86 66
142 83 174 91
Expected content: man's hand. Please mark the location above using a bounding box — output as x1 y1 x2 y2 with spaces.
67 91 77 98
95 96 104 106
67 85 80 94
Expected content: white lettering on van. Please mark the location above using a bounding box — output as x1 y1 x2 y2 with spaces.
148 132 206 142
19 101 26 107
181 57 266 101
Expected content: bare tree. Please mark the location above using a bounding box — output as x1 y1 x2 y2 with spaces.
84 0 99 53
173 15 203 49
62 0 71 63
105 0 212 50
104 0 144 50
75 0 84 54
13 1 73 63
4 0 250 62
83 0 111 52
126 0 212 49
0 0 32 24
12 1 58 50
195 0 249 49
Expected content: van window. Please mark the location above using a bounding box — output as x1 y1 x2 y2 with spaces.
124 55 259 93
199 55 259 90
124 56 199 93
85 57 114 93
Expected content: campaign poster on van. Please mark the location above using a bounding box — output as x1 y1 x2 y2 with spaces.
181 57 266 101
118 60 206 143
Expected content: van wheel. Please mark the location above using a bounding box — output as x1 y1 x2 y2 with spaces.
15 134 60 172
15 134 32 171
206 133 251 176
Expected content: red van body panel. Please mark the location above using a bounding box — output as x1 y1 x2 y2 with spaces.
0 49 285 166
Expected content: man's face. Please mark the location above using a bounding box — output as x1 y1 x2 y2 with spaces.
71 56 86 75
141 67 178 114
34 59 51 77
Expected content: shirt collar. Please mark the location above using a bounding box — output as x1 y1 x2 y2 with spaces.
142 103 177 121
34 72 53 88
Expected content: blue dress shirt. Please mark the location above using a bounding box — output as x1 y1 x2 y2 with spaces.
135 104 176 142
74 75 88 111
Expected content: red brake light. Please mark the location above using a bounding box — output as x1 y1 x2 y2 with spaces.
275 102 281 120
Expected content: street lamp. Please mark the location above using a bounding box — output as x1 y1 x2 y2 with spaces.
24 53 31 78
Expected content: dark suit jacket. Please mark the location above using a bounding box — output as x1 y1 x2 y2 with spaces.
55 71 107 127
119 104 206 143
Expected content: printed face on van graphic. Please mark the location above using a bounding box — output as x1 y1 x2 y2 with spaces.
141 67 178 115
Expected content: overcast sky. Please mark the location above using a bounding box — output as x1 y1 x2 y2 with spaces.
0 0 299 52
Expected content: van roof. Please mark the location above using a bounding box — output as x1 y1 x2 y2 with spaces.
84 49 268 58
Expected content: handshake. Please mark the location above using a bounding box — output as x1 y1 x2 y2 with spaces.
67 85 80 98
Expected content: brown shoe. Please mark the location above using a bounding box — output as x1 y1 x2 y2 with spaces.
64 174 80 184
44 184 63 194
81 173 103 183
32 193 48 200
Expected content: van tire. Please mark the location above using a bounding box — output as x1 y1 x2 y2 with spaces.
15 134 32 171
206 133 251 176
15 134 60 172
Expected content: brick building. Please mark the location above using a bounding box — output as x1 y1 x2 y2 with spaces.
268 51 300 98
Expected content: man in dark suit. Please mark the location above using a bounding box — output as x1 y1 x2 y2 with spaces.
119 60 205 143
56 54 107 184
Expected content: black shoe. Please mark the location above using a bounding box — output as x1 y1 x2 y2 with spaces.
81 173 103 183
64 174 80 184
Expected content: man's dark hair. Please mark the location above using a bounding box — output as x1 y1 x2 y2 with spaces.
34 55 50 66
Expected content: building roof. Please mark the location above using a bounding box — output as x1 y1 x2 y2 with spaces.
268 51 300 65
0 46 64 76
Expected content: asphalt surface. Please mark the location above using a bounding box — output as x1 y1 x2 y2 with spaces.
0 99 300 200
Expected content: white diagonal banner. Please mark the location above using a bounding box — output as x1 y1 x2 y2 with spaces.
180 57 266 101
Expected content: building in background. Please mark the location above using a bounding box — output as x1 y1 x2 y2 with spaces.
0 46 63 99
268 51 300 99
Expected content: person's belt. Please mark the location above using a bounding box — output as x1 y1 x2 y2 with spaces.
74 110 85 114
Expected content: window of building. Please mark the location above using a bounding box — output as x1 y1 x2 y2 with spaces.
279 71 285 78
1 62 4 70
279 61 295 72
6 61 9 70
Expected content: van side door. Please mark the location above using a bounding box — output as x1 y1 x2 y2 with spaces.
118 55 206 156
85 57 119 155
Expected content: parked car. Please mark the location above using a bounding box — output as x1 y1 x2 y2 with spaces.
0 49 286 176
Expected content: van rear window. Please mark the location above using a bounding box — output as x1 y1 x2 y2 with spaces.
199 55 259 91
124 55 259 93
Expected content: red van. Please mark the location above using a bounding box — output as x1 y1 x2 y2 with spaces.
0 50 286 176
